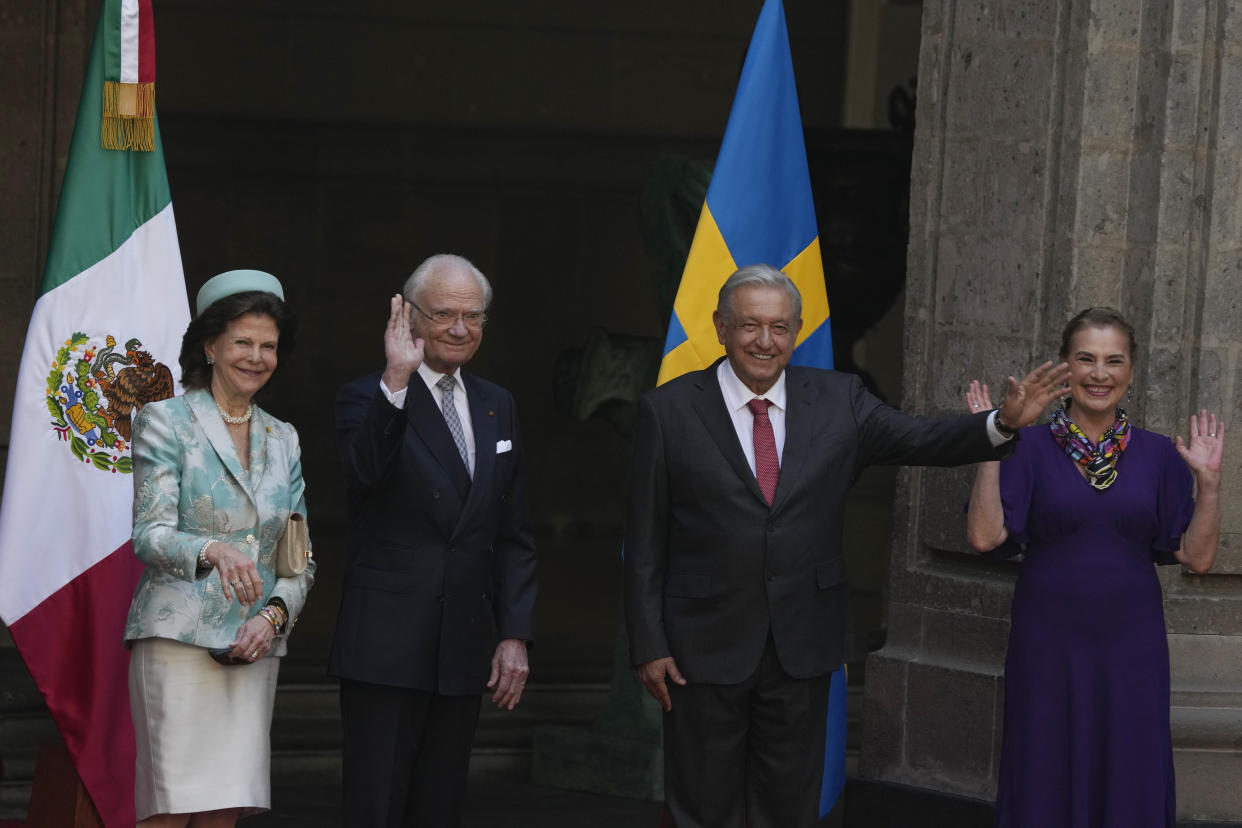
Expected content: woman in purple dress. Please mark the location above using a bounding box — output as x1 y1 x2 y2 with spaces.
965 307 1225 828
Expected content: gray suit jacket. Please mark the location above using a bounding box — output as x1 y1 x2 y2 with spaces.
624 361 1004 683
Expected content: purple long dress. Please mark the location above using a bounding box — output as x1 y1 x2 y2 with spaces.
993 426 1194 828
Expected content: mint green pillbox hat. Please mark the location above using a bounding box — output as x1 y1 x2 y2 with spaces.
195 269 285 316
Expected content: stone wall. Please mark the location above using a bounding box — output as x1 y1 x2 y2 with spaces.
862 0 1242 821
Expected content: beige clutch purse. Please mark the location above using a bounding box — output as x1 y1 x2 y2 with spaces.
274 512 310 578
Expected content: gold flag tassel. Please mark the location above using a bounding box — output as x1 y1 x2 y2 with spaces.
101 80 155 152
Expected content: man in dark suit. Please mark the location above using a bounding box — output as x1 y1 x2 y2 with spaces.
624 264 1066 827
330 253 537 827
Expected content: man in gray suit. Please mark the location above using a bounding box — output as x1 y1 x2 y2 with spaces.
624 264 1066 827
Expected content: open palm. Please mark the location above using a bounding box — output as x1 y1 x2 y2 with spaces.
998 361 1070 430
384 294 424 375
1175 409 1225 477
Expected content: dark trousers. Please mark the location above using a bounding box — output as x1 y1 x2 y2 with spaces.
339 678 482 828
663 636 832 828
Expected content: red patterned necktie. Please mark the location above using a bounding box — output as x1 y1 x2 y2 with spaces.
747 398 778 505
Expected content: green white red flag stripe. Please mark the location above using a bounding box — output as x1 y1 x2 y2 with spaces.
0 2 186 824
107 0 155 84
0 213 185 616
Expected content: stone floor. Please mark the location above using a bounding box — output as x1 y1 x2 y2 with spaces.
253 775 663 827
250 777 1242 828
5 775 1239 827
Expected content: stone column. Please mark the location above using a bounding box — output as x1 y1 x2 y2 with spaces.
860 0 1242 821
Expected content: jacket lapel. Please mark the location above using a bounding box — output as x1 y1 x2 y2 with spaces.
248 406 271 492
184 388 257 505
769 370 813 515
691 362 768 507
406 378 472 499
454 373 497 536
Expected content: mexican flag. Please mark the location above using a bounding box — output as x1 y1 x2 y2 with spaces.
0 1 187 824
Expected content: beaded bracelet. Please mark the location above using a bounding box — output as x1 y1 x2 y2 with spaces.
258 603 286 633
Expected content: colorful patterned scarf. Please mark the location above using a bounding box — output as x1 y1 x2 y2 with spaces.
1049 405 1131 490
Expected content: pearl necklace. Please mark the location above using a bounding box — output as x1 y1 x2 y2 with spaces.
216 401 253 425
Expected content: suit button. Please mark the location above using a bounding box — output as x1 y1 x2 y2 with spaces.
433 490 441 499
449 545 455 553
766 571 776 582
437 595 445 603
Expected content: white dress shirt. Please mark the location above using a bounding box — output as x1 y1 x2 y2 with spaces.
379 363 477 476
717 360 788 474
716 361 1011 476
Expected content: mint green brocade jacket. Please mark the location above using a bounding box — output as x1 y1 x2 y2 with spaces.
124 388 315 655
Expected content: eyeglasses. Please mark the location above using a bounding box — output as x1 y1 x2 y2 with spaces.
410 301 487 330
725 321 796 339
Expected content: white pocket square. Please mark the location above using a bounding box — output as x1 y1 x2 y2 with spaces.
496 439 513 454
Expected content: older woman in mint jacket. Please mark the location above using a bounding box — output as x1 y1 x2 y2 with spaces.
124 269 314 827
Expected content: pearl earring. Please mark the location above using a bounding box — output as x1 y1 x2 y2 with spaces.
206 355 214 366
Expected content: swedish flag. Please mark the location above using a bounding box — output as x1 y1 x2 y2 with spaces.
655 0 845 816
657 0 832 386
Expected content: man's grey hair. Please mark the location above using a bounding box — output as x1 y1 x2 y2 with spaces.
716 263 802 321
402 253 494 310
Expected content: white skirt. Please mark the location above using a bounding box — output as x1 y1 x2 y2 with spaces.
129 637 280 820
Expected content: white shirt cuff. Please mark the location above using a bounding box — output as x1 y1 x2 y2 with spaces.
985 410 1012 446
379 378 407 410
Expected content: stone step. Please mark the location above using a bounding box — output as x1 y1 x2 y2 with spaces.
0 680 615 819
0 677 867 820
267 680 611 751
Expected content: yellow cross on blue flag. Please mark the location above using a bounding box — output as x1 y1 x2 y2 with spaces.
655 0 845 816
657 0 833 386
